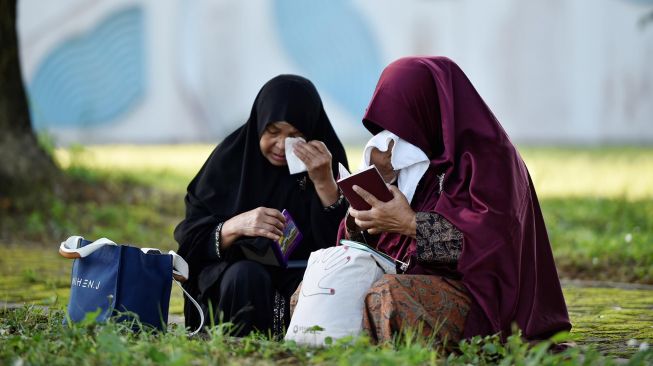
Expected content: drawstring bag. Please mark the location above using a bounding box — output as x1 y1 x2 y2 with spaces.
59 236 204 335
285 244 396 345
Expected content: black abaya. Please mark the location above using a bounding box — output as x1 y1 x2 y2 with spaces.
174 75 349 334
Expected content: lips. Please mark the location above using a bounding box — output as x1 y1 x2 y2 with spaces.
271 152 286 162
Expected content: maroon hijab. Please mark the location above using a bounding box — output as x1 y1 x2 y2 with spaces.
358 57 571 340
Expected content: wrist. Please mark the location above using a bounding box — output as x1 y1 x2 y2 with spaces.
315 179 339 207
313 176 337 192
405 212 417 238
220 218 239 249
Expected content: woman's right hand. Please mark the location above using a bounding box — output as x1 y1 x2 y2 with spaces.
220 207 286 249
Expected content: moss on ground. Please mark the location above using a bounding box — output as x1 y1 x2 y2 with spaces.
564 285 653 358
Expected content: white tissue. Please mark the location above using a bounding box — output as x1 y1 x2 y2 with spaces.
362 130 430 204
285 137 308 174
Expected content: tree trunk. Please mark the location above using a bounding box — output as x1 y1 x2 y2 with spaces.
0 0 60 197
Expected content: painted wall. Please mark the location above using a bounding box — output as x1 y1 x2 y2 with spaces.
18 0 653 144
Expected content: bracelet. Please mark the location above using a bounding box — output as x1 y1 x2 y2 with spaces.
214 222 224 259
323 193 346 212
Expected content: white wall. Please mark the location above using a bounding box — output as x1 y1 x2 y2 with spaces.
18 0 653 145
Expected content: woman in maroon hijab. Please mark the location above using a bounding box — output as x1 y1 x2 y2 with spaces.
340 56 571 344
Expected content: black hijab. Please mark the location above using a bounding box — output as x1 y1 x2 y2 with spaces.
174 75 348 287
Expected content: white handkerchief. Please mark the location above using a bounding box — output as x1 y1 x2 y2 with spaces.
363 130 429 204
285 137 307 174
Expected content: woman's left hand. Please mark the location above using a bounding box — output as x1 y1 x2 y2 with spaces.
293 140 333 185
293 140 339 206
349 185 417 238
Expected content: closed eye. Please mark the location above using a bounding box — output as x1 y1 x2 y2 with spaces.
266 126 280 135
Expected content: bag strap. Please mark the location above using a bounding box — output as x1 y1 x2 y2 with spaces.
174 280 205 336
168 251 205 336
59 236 117 259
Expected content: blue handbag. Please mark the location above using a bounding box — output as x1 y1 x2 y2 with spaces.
59 236 203 334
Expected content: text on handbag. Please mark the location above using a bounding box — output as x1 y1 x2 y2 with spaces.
71 277 101 290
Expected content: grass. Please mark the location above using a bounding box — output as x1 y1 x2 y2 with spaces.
543 197 653 283
1 305 652 365
18 144 653 284
1 243 652 359
53 145 653 199
1 144 653 363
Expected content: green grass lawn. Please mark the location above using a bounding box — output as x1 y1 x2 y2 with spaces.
33 144 653 284
1 243 652 360
1 144 653 363
1 304 652 365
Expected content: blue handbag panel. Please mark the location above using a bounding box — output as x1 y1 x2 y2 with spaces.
115 246 173 330
66 240 120 323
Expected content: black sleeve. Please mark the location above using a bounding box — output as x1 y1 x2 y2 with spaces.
174 215 221 274
308 193 349 250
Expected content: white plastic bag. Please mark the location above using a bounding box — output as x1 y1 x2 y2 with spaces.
284 245 392 345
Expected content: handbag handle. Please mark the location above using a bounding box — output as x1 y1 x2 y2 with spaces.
59 236 117 259
169 250 189 282
60 236 191 282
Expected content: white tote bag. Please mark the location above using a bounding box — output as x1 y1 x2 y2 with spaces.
285 244 395 346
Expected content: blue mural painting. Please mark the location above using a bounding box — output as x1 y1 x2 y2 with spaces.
28 6 146 129
273 0 383 119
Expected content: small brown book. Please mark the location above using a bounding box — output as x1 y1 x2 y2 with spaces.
336 164 393 210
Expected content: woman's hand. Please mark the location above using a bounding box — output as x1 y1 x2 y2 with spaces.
220 207 286 249
349 185 417 238
293 140 339 206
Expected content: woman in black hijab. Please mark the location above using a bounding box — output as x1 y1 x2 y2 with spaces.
174 75 349 336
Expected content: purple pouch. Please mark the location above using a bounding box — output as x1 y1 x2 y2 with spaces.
274 209 303 266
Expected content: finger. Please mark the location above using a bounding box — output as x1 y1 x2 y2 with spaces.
298 141 321 157
253 227 281 241
295 143 329 170
293 141 313 155
308 140 330 155
367 228 379 235
354 217 372 230
388 185 405 200
292 145 311 163
356 210 373 221
293 143 319 165
352 185 382 207
261 215 285 232
262 208 286 225
255 222 284 237
349 207 360 218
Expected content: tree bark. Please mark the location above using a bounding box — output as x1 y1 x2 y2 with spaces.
0 0 60 197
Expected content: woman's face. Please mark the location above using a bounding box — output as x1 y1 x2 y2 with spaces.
370 140 397 183
259 121 305 166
